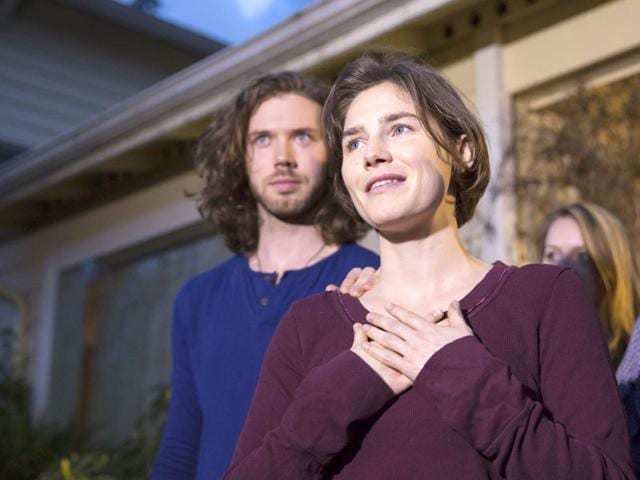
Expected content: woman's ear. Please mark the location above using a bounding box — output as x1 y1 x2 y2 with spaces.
458 135 474 170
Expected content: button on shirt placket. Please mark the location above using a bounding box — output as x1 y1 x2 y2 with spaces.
259 272 279 308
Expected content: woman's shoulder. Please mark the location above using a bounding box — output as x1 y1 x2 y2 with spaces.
499 262 575 297
286 290 356 324
493 262 593 325
478 262 581 318
280 291 357 370
509 261 568 281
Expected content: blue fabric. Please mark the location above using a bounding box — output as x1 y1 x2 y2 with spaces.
152 243 379 480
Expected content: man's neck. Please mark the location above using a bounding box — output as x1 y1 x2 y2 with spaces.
249 212 337 279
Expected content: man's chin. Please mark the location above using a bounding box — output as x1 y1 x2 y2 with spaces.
268 206 313 223
259 198 318 224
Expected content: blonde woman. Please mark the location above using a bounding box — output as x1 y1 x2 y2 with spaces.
541 202 640 473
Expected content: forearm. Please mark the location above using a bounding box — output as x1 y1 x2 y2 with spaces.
152 394 202 478
224 350 393 479
416 337 633 479
152 290 202 479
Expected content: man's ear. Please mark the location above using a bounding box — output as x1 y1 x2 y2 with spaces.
458 135 474 170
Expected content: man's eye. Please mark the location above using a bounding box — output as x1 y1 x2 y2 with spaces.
294 133 311 143
254 135 269 146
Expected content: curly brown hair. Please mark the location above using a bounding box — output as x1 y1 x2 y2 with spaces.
323 52 490 227
194 71 369 255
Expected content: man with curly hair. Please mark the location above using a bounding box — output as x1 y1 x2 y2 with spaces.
151 71 378 480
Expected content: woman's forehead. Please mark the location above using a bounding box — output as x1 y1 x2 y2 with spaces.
345 82 416 125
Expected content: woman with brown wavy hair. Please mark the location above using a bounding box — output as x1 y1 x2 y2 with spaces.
224 53 632 479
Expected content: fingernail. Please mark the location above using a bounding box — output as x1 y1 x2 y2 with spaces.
366 312 373 321
385 303 393 310
362 324 370 332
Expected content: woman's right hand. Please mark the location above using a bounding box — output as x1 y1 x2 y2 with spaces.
351 323 412 395
326 267 378 297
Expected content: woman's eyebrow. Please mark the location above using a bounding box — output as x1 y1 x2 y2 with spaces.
343 125 363 138
381 112 419 123
342 112 418 139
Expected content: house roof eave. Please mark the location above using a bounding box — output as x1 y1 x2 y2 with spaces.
0 0 464 206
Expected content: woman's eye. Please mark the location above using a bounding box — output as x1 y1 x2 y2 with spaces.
575 250 593 265
392 124 411 136
345 139 363 152
542 250 559 263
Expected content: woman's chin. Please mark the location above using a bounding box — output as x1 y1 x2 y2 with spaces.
368 217 421 238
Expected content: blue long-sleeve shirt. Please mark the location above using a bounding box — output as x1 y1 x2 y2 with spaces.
152 243 379 480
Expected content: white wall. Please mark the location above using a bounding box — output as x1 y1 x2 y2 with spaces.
504 0 640 95
0 171 202 418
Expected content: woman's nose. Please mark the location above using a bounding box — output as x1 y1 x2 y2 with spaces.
363 139 391 168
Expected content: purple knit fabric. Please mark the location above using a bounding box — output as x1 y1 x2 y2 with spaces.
225 262 633 479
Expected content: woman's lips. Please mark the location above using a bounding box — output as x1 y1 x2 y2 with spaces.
365 174 406 193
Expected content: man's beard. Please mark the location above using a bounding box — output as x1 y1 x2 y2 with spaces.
253 181 326 224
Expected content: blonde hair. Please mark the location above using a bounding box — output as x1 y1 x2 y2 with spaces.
540 202 640 365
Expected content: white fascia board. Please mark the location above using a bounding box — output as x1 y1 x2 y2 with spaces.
0 0 462 204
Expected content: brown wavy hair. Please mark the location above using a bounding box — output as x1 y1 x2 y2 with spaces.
194 71 369 254
323 52 490 227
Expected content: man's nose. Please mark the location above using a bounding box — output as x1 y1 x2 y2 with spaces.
274 138 296 168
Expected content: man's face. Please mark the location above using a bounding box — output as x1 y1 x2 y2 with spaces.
245 93 328 222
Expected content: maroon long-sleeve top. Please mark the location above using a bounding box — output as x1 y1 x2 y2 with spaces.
224 262 634 479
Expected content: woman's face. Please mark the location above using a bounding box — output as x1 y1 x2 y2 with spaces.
340 82 453 234
542 216 587 265
543 215 604 305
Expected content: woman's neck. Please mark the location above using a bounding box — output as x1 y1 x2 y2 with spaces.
364 222 491 315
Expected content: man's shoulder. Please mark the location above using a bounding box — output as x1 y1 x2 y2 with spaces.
177 255 245 299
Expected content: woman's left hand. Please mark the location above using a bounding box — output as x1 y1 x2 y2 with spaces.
361 301 473 381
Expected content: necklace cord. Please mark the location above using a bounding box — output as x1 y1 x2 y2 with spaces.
255 242 327 274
